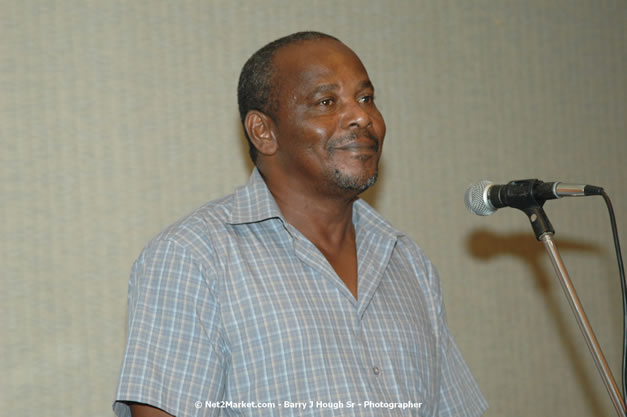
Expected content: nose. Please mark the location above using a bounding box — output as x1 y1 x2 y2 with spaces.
341 100 372 129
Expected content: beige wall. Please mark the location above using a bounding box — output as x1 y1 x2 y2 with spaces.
2 1 626 416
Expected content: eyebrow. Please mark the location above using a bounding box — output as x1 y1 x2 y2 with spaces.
357 80 375 92
309 83 339 97
308 80 374 98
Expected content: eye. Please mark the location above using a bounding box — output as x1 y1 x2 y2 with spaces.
359 95 375 104
319 98 334 106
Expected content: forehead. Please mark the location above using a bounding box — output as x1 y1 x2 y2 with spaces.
272 39 370 96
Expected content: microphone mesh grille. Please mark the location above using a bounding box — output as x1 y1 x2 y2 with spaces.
464 180 494 216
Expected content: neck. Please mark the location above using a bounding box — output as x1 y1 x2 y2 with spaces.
257 166 362 300
260 168 358 248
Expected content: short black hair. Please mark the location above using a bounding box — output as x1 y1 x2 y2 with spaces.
237 31 340 164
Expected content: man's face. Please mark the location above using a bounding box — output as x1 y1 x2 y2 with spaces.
269 38 386 197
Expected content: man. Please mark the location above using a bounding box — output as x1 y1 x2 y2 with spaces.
113 31 487 417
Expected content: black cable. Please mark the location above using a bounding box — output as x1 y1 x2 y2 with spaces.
600 190 627 404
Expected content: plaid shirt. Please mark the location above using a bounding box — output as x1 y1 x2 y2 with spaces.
113 169 487 416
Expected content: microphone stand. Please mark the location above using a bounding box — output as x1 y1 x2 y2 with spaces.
522 205 626 417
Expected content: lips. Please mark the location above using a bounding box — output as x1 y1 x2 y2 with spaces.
328 130 380 153
333 140 379 152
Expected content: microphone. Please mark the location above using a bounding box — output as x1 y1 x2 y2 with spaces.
465 179 603 216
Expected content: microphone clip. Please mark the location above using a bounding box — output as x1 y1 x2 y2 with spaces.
492 179 556 240
522 205 555 241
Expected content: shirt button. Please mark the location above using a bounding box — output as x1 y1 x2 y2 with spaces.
372 366 380 375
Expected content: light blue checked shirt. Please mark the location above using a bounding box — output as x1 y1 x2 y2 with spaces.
114 169 487 417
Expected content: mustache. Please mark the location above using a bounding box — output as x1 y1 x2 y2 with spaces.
327 129 380 150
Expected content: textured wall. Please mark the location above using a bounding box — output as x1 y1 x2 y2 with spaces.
2 1 626 416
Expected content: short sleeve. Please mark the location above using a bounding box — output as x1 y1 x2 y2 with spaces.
113 238 228 417
438 329 488 416
403 241 488 416
434 274 488 417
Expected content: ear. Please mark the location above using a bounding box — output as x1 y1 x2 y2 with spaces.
244 110 278 157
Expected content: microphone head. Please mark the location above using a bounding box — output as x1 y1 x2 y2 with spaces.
465 180 496 216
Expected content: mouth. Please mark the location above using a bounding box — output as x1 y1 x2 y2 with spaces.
328 131 380 154
333 140 379 152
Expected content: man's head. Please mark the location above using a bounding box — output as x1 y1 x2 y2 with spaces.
238 31 339 164
237 32 386 197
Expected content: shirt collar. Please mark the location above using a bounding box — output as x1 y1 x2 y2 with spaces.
228 168 404 241
353 198 404 241
227 168 284 225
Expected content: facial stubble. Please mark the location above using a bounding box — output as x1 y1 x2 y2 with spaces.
325 130 381 195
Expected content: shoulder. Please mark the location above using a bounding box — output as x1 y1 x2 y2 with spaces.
396 235 437 279
142 193 235 263
126 194 240 298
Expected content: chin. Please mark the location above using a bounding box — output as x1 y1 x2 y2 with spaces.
332 169 378 194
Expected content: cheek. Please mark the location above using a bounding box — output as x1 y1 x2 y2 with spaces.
300 122 334 149
374 113 386 143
